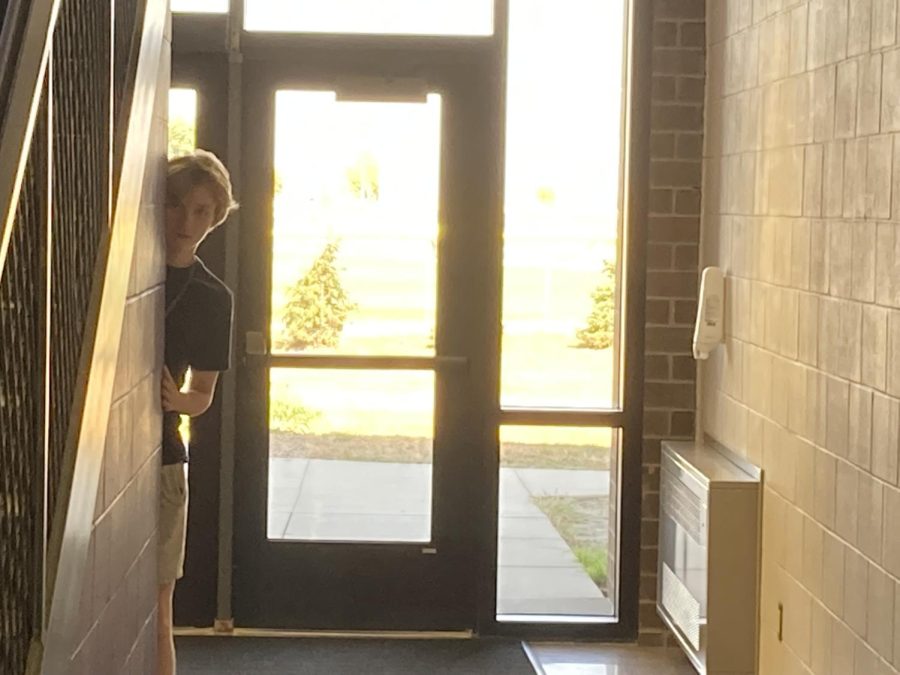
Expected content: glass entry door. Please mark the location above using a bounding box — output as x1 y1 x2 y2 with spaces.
233 58 501 630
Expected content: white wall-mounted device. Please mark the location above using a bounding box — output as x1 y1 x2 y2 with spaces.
692 266 724 360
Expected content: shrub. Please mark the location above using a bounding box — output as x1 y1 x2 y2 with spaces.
270 400 321 434
281 241 356 351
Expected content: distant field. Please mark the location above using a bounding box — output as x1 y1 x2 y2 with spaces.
268 195 620 449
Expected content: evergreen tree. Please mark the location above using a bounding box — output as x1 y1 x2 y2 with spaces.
575 260 617 350
281 242 356 350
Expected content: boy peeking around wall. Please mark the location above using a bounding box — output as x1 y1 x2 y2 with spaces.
158 150 237 675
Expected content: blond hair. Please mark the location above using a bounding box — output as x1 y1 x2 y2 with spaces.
167 149 238 226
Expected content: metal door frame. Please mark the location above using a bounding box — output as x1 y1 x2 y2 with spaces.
230 51 501 630
171 0 650 639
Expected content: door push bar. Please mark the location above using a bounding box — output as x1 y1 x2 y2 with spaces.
245 331 468 371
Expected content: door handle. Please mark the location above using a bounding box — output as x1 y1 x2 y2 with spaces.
433 356 468 371
242 349 467 371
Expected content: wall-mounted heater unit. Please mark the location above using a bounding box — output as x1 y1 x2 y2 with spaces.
658 441 761 675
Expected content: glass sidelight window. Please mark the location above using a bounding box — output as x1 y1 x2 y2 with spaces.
168 88 197 158
497 0 629 622
497 426 618 618
167 88 199 447
500 0 627 411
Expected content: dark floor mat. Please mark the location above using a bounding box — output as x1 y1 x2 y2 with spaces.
176 636 536 675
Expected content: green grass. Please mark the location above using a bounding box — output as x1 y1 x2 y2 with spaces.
573 546 609 586
531 495 610 590
270 431 610 470
532 493 578 525
271 431 432 463
268 332 616 446
267 333 617 458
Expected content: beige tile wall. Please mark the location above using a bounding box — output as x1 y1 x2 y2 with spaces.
704 0 900 672
68 16 171 674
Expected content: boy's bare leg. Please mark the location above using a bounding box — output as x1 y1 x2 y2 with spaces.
158 581 176 675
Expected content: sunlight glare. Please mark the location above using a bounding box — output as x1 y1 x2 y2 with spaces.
245 0 493 35
172 0 227 13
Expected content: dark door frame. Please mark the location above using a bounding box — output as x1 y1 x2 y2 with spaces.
232 52 502 631
170 0 650 640
170 54 230 629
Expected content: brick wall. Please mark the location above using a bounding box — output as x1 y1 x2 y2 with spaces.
704 0 900 672
68 17 171 674
637 0 705 643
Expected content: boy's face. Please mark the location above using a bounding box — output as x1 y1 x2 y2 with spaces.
165 183 218 259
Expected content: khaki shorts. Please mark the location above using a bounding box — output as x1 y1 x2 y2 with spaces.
158 462 189 586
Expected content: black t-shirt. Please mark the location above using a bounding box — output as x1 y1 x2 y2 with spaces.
163 258 233 465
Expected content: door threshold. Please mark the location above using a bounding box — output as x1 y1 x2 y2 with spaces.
174 626 475 641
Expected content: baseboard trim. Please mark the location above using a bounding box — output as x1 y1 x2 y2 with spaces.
173 627 475 641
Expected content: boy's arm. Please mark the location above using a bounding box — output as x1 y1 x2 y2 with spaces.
161 367 219 417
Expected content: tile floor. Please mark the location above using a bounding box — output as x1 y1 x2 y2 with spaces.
525 643 695 675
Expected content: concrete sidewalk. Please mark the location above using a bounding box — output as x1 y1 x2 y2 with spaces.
266 458 614 617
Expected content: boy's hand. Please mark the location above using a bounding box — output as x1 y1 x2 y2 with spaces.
161 366 183 413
